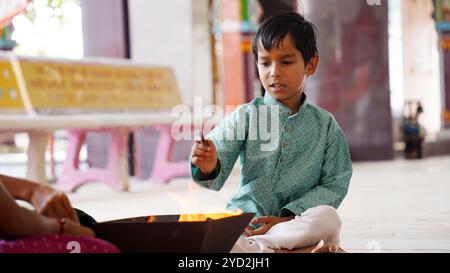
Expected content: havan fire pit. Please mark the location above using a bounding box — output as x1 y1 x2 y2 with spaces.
94 212 254 253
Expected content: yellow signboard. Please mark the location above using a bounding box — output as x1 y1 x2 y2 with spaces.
0 54 183 113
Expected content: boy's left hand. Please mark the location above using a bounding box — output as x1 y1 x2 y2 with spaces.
244 216 294 237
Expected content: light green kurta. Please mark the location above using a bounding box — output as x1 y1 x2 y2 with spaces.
191 92 352 218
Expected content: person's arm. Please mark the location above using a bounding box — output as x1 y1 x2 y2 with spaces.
279 122 353 217
191 107 246 191
0 174 78 222
0 174 40 202
0 182 93 240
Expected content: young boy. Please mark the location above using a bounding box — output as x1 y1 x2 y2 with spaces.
190 12 352 252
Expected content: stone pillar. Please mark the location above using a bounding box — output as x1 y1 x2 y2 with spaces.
304 0 393 160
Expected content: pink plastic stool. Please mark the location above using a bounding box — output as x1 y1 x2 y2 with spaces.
148 125 190 183
57 125 191 192
56 128 130 192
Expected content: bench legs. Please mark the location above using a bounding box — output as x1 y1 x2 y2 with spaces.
57 125 189 191
27 132 49 185
57 129 130 192
149 125 189 183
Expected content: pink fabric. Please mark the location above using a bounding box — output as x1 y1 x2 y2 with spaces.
0 234 120 253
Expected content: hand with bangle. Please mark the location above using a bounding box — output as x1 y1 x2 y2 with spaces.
54 217 94 237
31 185 79 223
58 218 67 234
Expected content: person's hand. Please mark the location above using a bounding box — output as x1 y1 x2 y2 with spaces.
190 139 218 175
30 185 79 223
244 216 295 237
63 219 95 237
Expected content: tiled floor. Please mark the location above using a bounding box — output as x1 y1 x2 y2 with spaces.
1 154 450 253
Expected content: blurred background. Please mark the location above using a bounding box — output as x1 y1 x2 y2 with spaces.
2 0 450 165
1 0 450 252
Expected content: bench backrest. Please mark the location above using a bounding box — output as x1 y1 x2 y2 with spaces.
0 53 183 114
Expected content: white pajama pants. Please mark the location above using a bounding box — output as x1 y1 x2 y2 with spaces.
230 205 342 253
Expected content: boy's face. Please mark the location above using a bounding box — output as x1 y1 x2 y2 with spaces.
256 35 318 110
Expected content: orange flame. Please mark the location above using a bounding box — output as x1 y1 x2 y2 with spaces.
146 211 243 223
162 181 243 222
178 210 243 222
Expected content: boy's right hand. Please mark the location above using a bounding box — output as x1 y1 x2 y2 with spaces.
190 139 218 175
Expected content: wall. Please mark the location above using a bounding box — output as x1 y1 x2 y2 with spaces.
128 0 213 105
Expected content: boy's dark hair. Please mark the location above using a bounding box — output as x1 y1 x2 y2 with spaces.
252 12 319 65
